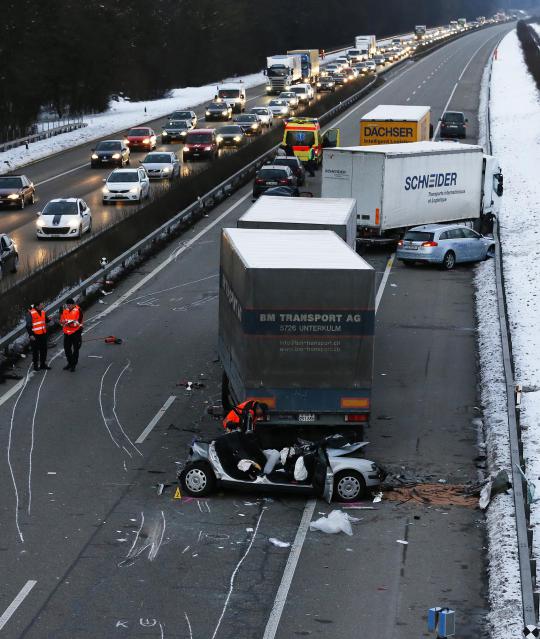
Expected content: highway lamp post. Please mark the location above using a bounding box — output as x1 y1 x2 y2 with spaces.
428 607 455 638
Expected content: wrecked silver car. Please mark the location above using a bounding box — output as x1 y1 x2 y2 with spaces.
178 432 385 502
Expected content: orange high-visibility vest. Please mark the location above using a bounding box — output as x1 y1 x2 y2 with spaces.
29 308 47 335
223 400 255 430
61 306 82 335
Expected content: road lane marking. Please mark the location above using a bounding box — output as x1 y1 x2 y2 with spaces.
35 163 88 186
93 192 251 321
433 35 499 140
262 500 316 639
262 251 394 639
0 580 37 631
135 395 176 443
376 254 395 313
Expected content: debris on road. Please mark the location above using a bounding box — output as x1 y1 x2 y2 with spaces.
396 539 408 545
269 537 290 548
309 510 360 536
373 492 383 503
384 484 478 508
479 470 512 510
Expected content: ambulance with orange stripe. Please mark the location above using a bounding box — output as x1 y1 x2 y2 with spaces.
282 117 340 166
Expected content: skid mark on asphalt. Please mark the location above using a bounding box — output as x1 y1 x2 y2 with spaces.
98 360 142 458
118 510 166 567
210 505 267 639
7 364 31 543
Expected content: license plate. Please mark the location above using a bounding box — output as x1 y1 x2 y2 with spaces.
405 244 418 250
298 413 316 422
266 181 277 186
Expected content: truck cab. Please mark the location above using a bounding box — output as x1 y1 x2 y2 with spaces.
283 117 340 165
216 83 246 113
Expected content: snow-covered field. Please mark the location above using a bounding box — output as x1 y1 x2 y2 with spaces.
475 26 540 638
0 71 265 175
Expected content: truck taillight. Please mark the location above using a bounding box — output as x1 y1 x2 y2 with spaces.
345 414 369 422
422 241 438 247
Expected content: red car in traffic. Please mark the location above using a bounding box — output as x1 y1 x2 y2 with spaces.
124 127 157 150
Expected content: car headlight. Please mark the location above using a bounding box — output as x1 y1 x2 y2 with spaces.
317 82 321 87
204 146 213 151
233 136 242 142
36 218 45 227
266 85 271 91
124 139 130 144
216 135 223 143
163 166 171 173
184 146 190 152
180 131 187 136
102 186 110 194
112 153 121 159
129 186 139 194
162 131 168 136
281 107 288 113
251 123 257 129
143 138 150 144
206 110 211 116
222 110 228 116
69 219 79 228
91 153 99 160
8 193 20 199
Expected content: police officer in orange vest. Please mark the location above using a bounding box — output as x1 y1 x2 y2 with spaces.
26 301 51 371
60 297 83 372
223 400 268 432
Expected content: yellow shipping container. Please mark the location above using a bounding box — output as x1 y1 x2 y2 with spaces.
360 105 431 145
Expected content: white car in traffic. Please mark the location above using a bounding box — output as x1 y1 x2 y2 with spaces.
36 198 92 239
249 106 274 127
140 152 180 179
103 168 150 203
268 99 290 118
290 83 314 103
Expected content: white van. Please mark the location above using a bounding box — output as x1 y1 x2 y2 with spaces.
216 83 246 113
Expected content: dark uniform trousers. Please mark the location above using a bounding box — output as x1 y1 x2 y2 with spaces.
64 331 82 368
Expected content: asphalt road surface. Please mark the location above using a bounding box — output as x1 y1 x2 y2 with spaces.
0 23 512 639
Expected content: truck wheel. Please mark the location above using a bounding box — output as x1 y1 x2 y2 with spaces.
333 470 366 502
441 251 456 270
180 463 216 497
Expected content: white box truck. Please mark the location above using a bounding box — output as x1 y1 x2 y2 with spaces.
354 35 377 59
237 196 357 248
266 55 302 95
321 142 503 245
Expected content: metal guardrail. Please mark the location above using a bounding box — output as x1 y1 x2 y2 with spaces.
0 120 87 155
486 32 539 626
0 76 378 354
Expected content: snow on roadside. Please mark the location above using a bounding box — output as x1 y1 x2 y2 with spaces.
475 36 523 638
490 28 540 573
0 71 265 175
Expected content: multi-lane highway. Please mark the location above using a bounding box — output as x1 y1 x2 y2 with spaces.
0 22 511 639
0 29 466 284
